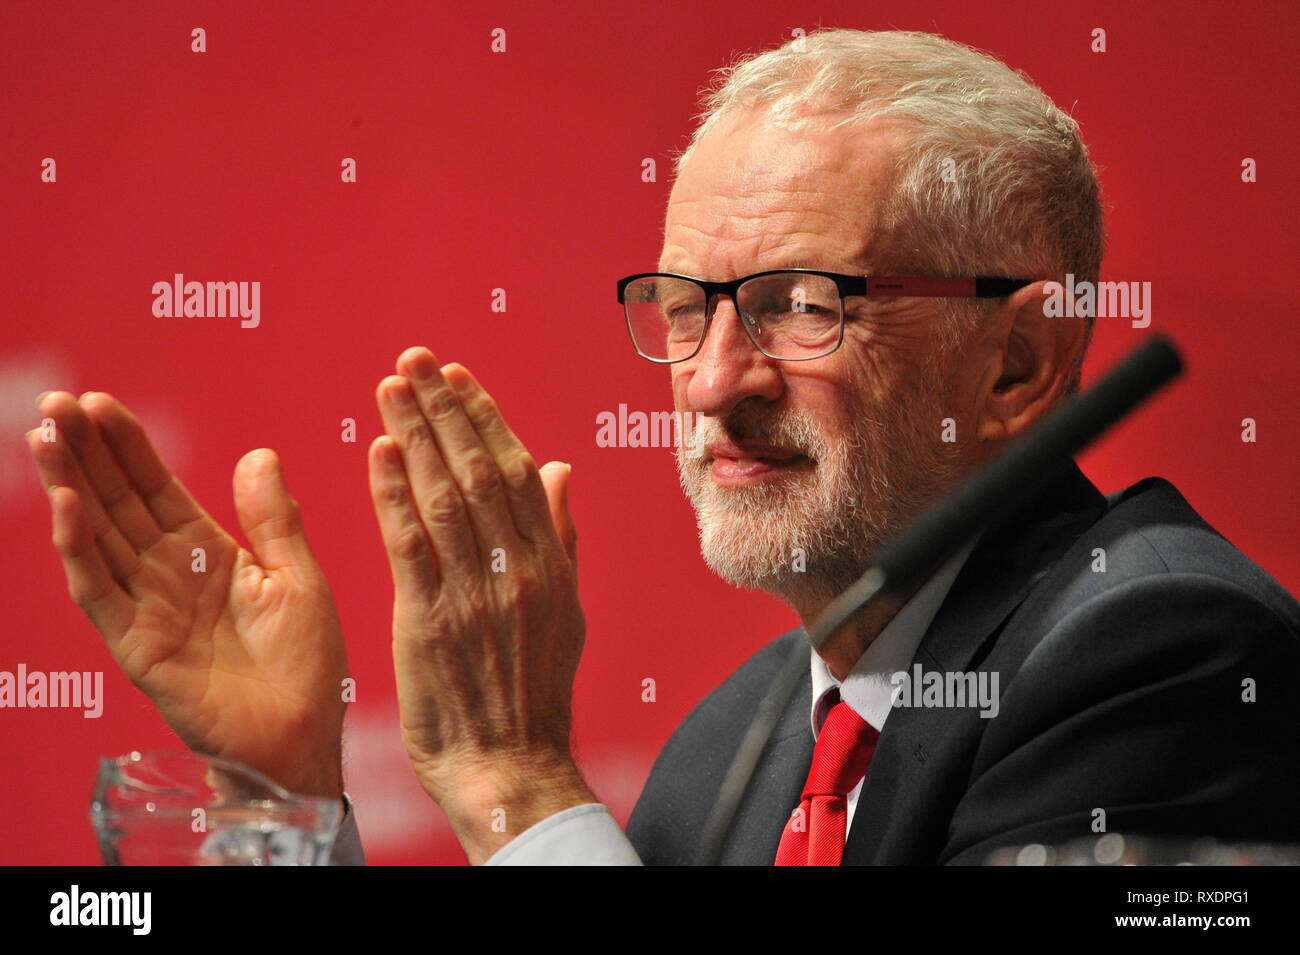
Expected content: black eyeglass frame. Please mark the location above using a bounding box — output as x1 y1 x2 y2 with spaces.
616 268 1034 363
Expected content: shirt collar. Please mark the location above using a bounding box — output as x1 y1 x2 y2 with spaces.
810 532 983 738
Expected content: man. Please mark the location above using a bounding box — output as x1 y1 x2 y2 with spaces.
27 29 1300 866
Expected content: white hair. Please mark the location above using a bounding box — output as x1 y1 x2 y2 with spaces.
670 28 1105 391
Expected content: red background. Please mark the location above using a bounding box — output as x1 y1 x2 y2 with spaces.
1 1 1295 865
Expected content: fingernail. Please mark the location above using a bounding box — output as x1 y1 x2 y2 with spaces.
402 348 437 380
79 391 96 400
35 391 51 407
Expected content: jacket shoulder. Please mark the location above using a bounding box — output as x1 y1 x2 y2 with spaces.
665 627 805 739
1023 476 1299 632
943 479 1300 859
625 628 805 864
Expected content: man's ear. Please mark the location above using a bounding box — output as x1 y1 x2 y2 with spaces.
975 280 1088 445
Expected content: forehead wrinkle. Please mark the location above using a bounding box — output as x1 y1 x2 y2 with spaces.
660 228 876 279
664 192 883 278
651 115 933 375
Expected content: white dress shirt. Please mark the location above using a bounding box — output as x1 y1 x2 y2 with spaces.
807 533 980 834
329 535 980 866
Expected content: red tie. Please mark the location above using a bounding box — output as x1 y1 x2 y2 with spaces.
774 690 880 866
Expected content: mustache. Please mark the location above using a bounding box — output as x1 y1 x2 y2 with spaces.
690 408 826 462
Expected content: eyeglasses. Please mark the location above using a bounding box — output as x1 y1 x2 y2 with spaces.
616 269 1032 363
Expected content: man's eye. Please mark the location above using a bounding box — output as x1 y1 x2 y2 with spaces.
771 302 834 315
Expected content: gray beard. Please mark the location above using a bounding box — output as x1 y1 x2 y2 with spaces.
676 394 965 605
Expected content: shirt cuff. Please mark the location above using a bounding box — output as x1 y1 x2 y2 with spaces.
484 803 644 866
329 792 366 866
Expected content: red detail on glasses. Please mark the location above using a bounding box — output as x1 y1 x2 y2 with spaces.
867 277 977 297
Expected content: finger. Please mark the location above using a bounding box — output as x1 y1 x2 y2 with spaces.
395 348 522 557
36 392 163 553
374 375 481 579
233 449 318 575
441 364 555 545
367 435 439 603
27 418 143 583
48 485 135 642
539 461 578 567
82 392 210 534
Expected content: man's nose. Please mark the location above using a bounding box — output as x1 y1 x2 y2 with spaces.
682 296 784 417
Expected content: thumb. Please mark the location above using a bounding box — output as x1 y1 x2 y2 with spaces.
234 448 318 574
539 461 577 567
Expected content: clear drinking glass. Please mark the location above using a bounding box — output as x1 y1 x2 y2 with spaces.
90 750 342 866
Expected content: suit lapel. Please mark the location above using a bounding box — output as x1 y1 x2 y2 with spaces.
916 459 1107 675
841 458 1107 864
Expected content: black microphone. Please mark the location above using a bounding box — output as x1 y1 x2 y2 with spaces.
693 334 1185 865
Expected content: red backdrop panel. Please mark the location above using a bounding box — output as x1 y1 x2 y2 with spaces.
1 0 1295 864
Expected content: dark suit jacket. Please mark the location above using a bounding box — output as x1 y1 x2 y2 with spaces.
625 461 1300 864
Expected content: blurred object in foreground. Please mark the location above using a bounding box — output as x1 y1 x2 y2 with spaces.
985 833 1300 866
90 750 341 866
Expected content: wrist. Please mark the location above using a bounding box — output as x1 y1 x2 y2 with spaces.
423 752 596 865
267 744 345 802
269 711 346 800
